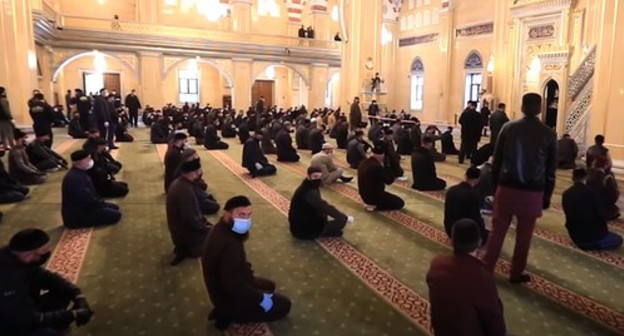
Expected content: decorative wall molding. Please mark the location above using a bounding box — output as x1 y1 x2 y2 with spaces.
511 0 572 18
568 46 596 101
455 22 494 38
398 33 439 47
528 24 555 40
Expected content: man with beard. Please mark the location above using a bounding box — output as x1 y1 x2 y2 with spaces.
242 132 277 177
202 196 291 330
289 166 353 239
275 122 299 162
349 96 363 131
0 143 29 204
0 229 95 336
9 130 47 185
167 158 211 266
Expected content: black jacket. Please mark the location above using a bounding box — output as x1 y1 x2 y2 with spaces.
275 129 297 160
357 157 394 205
459 109 482 142
295 125 310 150
68 118 87 138
62 168 105 228
92 96 111 126
26 142 67 168
308 128 325 154
204 124 222 145
347 138 368 168
29 100 55 136
333 123 349 149
562 182 609 245
124 94 141 111
492 116 556 199
489 110 509 144
289 179 347 240
411 147 440 188
0 248 80 335
242 138 269 173
444 182 486 237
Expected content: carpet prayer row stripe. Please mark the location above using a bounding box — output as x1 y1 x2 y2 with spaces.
275 160 624 334
154 144 274 336
325 155 624 271
208 150 434 334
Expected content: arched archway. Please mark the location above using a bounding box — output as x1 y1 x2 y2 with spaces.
252 64 310 108
163 57 233 88
52 51 138 82
543 78 559 129
162 58 233 106
325 71 340 108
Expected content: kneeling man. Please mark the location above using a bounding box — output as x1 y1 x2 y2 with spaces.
202 196 291 330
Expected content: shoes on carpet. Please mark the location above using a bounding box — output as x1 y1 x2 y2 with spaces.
397 176 408 181
339 176 353 183
365 204 376 211
109 145 119 150
509 273 531 284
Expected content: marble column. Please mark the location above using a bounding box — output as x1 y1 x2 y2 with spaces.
231 0 252 33
137 0 158 23
0 0 38 125
309 63 329 108
437 4 454 123
311 0 330 41
139 52 164 109
232 58 253 111
380 20 397 110
339 0 383 119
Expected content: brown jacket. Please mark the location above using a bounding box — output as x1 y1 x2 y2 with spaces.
166 176 209 257
426 254 506 336
201 219 264 317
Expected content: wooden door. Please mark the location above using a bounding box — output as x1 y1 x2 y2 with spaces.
252 80 274 108
222 95 232 109
103 73 121 93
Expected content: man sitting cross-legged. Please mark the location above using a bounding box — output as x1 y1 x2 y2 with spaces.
444 166 489 245
411 136 446 191
357 145 405 211
563 167 623 251
242 131 277 178
202 196 291 330
289 166 354 239
310 143 353 186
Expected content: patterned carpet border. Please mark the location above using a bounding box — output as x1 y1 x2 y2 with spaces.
329 156 624 272
155 145 274 336
209 150 433 335
277 160 624 334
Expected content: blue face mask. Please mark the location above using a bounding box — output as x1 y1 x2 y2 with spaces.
232 218 252 234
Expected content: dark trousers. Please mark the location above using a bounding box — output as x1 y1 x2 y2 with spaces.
68 203 122 229
30 291 72 334
204 142 229 150
34 160 59 171
198 193 220 215
100 181 129 198
458 139 478 164
107 123 117 147
0 189 27 204
484 186 543 278
277 151 300 162
373 192 405 211
229 278 291 324
320 217 348 237
129 109 139 127
251 164 277 177
577 232 623 251
412 178 447 191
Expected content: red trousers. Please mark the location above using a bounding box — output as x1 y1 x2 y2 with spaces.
484 186 543 278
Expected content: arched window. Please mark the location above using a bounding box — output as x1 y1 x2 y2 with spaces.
464 50 483 109
410 57 424 111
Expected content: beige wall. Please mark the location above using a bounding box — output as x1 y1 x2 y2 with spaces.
58 0 137 20
162 61 231 107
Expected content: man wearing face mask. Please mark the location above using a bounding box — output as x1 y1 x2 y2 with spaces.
164 132 188 192
289 166 354 239
202 196 291 330
167 158 212 266
0 229 95 336
242 131 277 178
62 150 122 229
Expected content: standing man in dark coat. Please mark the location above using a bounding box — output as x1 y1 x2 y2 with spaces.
92 89 111 146
557 134 579 169
563 168 623 251
254 97 265 131
0 87 14 147
480 100 491 137
483 93 557 284
64 90 73 119
458 101 482 164
444 167 489 244
163 132 187 192
368 100 379 127
0 229 95 336
124 89 142 127
167 158 211 265
62 150 122 229
427 219 506 336
289 166 353 239
202 196 291 330
242 132 277 177
28 93 55 147
72 89 93 132
411 136 446 191
488 103 509 147
357 146 404 211
275 122 299 162
349 96 362 131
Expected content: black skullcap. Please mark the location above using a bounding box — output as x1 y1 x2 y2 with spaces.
70 149 90 162
372 145 385 155
173 132 188 140
451 219 481 254
466 166 481 180
180 158 201 173
9 228 50 252
13 128 26 140
521 93 542 116
307 166 322 175
224 195 252 211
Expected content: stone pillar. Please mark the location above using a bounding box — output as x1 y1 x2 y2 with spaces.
380 20 397 111
232 58 253 111
437 3 454 122
0 0 38 125
137 0 158 23
138 52 164 108
309 63 329 108
491 0 511 108
339 0 383 119
311 0 330 41
231 0 252 33
287 0 305 37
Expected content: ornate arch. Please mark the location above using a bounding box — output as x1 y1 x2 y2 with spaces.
464 50 483 69
410 57 424 72
52 51 138 82
163 58 234 88
252 63 310 87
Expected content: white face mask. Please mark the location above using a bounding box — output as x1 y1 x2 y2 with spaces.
86 160 94 170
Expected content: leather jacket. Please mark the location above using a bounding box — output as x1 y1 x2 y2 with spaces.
492 116 556 198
